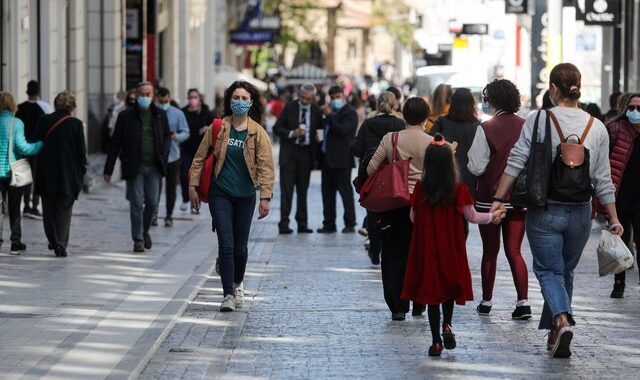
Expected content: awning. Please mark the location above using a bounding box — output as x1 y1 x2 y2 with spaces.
285 63 330 85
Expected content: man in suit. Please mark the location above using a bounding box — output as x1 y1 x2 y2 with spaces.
273 84 322 234
104 81 172 253
318 85 358 233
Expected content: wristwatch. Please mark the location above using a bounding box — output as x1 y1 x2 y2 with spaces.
493 197 508 203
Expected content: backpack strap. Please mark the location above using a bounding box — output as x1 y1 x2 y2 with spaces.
580 116 595 143
548 111 565 141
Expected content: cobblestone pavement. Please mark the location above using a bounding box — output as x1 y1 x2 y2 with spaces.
142 171 640 380
0 182 217 379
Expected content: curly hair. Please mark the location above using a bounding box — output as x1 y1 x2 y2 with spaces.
223 80 264 123
483 79 521 113
54 91 76 113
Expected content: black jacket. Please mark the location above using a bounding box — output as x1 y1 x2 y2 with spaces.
352 114 406 179
322 104 358 169
181 105 215 156
273 100 322 167
104 104 172 180
34 111 87 198
430 116 479 196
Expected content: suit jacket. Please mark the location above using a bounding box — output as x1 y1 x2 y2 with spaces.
104 104 172 180
323 104 358 169
273 100 322 167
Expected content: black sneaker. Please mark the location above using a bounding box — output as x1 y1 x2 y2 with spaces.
476 303 492 316
10 242 26 255
133 241 145 253
279 227 293 235
151 214 158 227
391 312 406 321
512 305 532 320
164 218 173 228
143 233 152 249
54 246 67 257
342 226 356 233
611 280 625 298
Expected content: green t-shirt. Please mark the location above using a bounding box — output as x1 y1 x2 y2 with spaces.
140 109 155 166
215 128 256 197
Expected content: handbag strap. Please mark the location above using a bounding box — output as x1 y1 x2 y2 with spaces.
46 115 71 139
391 132 399 162
8 117 14 164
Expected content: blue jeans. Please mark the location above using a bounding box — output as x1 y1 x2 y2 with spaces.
526 203 592 330
126 165 161 242
209 182 256 296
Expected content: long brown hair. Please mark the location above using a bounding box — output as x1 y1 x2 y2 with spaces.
422 134 459 206
447 88 478 123
430 84 452 117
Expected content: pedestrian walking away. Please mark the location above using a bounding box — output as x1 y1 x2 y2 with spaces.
598 92 640 298
0 91 43 255
34 91 87 258
467 79 531 319
430 87 480 238
367 97 433 320
156 87 190 227
318 85 358 234
189 80 275 313
273 83 322 234
180 88 214 213
425 84 452 134
352 91 406 265
402 133 505 357
15 80 53 220
491 63 623 359
103 81 172 253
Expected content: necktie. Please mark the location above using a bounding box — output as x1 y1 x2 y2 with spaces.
299 107 308 145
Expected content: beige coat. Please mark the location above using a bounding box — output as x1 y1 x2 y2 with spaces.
190 116 275 199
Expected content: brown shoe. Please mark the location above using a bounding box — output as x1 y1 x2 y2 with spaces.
442 324 457 350
428 342 443 357
551 322 573 358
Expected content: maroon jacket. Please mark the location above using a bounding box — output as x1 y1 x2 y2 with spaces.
475 113 525 209
597 119 639 215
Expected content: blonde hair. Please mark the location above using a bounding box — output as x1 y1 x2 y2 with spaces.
54 91 76 113
377 91 396 114
0 92 17 114
430 84 453 117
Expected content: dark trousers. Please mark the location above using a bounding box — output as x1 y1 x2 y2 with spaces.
320 164 356 229
614 209 640 283
379 206 423 314
180 152 195 203
209 182 256 296
41 193 75 250
367 211 382 260
23 156 39 210
0 179 23 244
163 160 181 218
479 210 528 301
279 147 312 230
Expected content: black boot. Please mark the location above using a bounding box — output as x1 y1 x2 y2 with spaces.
611 279 625 298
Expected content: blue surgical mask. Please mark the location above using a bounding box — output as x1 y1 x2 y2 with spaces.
230 99 252 116
158 103 171 111
482 101 495 116
137 96 152 109
627 109 640 125
330 99 345 111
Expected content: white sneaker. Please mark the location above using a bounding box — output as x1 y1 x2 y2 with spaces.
220 295 236 312
234 283 244 308
180 202 189 212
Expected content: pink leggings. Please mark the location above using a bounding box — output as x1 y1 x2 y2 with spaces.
478 210 528 301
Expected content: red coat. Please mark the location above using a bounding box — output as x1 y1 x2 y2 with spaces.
597 119 639 215
401 182 474 306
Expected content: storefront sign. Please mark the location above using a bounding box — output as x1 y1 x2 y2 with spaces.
505 0 528 14
230 29 275 45
461 24 489 35
531 1 548 107
584 0 621 25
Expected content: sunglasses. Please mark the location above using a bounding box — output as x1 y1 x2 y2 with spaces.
627 105 640 112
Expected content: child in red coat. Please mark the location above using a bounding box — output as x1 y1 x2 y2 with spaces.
402 134 505 357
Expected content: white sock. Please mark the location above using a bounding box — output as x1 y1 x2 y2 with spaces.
480 300 492 307
516 299 529 307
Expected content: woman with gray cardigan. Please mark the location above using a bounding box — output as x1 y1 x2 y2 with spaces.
491 63 622 359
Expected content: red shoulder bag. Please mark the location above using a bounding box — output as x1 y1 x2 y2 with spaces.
189 119 222 203
358 132 411 212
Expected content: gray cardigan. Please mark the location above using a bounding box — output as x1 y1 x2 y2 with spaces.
505 107 616 205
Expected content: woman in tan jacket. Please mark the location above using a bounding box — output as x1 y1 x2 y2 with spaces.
189 81 275 313
367 97 433 321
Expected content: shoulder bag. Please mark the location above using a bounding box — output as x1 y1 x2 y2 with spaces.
189 118 222 203
510 110 552 208
8 118 33 187
358 132 411 212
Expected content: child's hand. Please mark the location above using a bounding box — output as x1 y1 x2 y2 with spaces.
492 208 506 224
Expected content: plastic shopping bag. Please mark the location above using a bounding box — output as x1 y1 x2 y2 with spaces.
597 229 634 277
